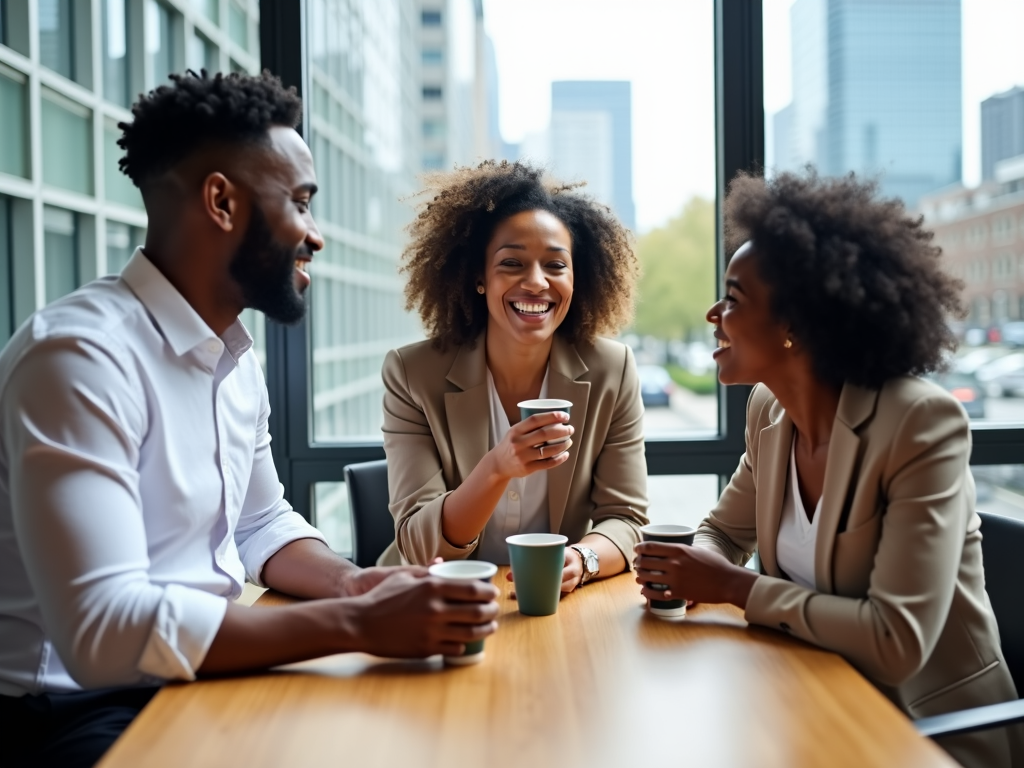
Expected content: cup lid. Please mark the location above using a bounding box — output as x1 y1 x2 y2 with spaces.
640 524 697 536
517 399 573 409
505 533 568 547
429 561 498 580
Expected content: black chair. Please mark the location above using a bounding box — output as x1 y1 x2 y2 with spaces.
915 511 1024 738
344 459 395 568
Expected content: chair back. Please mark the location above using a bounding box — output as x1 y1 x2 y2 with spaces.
344 460 395 568
979 511 1024 693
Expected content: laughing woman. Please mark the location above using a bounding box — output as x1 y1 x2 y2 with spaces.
377 160 648 595
633 170 1023 768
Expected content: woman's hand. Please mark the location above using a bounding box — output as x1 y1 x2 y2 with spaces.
488 411 573 480
633 542 758 609
504 549 584 598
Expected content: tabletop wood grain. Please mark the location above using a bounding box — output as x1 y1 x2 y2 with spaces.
98 568 956 768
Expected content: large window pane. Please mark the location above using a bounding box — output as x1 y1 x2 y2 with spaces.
764 0 1024 427
647 475 720 528
312 481 351 556
0 0 29 56
0 196 12 343
43 206 80 304
38 0 75 80
227 0 247 52
187 29 217 74
0 64 28 179
973 465 1024 524
41 88 93 195
145 0 179 89
105 220 142 274
104 118 143 208
102 0 130 106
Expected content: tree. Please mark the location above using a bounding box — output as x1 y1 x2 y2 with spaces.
632 196 716 340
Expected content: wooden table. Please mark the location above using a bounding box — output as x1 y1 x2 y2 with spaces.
98 568 955 768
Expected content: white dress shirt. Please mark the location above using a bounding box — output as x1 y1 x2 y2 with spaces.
476 368 551 564
0 249 325 697
775 437 821 591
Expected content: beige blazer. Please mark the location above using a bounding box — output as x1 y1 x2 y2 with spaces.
698 379 1023 768
377 334 649 566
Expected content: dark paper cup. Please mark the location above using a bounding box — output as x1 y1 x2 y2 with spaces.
506 533 567 616
639 524 697 619
517 399 572 445
428 560 498 665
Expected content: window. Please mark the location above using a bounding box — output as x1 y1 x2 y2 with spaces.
43 206 81 304
228 1 247 51
39 0 75 80
1 0 30 56
421 10 441 27
41 88 93 195
421 152 444 170
422 49 442 66
145 0 179 89
105 220 142 275
188 29 218 74
422 86 442 100
0 64 28 179
0 196 12 343
191 0 217 24
103 0 131 106
422 119 444 138
104 118 143 209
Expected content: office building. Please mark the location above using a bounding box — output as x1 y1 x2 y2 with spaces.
549 80 636 231
772 0 962 208
0 0 264 354
981 86 1024 182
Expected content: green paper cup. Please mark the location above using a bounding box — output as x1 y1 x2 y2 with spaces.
517 399 572 445
639 524 696 619
428 560 498 665
506 533 568 616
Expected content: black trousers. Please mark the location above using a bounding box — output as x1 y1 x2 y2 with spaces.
0 686 160 768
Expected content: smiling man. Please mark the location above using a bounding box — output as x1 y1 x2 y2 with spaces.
0 71 498 768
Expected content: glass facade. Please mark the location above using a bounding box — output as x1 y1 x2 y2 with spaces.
306 0 423 442
0 65 27 179
146 0 179 90
41 89 93 195
103 0 131 107
39 0 77 81
43 206 81 304
0 196 12 341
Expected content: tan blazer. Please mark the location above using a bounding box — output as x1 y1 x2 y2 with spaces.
377 334 649 566
698 379 1023 768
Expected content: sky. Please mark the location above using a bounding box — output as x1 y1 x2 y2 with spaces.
484 0 1024 234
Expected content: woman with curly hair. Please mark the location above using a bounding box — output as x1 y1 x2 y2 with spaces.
633 170 1022 768
378 160 648 595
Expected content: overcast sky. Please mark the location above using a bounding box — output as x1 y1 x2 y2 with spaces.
484 0 1024 234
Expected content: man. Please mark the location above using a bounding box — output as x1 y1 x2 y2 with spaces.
0 71 498 767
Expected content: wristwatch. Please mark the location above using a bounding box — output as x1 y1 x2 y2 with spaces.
570 544 600 586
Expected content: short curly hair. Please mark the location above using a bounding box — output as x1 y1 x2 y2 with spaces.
118 70 302 188
402 160 638 348
725 169 966 388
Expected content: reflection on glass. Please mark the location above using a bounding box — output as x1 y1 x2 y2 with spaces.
39 0 74 80
313 481 352 556
228 1 247 51
103 0 130 106
105 220 139 275
307 0 421 442
43 206 79 304
0 196 12 343
973 465 1024 524
41 89 93 195
188 30 217 74
0 66 28 178
764 0 1024 426
145 0 177 89
104 119 143 209
646 475 720 529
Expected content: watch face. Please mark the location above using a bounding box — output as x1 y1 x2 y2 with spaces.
585 553 599 573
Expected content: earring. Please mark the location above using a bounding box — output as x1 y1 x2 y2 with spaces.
476 285 485 294
783 338 793 349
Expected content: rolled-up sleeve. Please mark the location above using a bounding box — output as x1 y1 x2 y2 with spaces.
4 337 228 688
235 367 326 584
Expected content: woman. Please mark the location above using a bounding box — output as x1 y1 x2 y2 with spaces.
633 170 1023 768
378 160 648 595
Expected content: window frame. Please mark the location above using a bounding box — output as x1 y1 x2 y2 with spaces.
258 0 1024 523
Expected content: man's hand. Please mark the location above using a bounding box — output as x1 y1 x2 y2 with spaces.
345 571 500 658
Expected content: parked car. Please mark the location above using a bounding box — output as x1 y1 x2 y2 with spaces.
1002 321 1024 348
637 364 674 408
975 352 1024 397
954 346 1013 375
926 371 986 419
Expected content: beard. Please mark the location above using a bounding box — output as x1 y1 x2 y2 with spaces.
229 203 309 326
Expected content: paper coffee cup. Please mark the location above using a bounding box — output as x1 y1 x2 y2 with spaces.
428 560 498 665
639 524 697 619
518 399 572 444
506 533 567 616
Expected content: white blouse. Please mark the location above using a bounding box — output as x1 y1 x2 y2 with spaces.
775 437 822 590
475 368 552 564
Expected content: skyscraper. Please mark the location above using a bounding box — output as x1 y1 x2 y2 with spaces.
981 86 1024 182
772 0 962 208
550 81 636 231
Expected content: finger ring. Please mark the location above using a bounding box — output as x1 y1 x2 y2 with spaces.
538 445 544 459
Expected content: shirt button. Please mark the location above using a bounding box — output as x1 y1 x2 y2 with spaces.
206 340 221 353
509 491 519 501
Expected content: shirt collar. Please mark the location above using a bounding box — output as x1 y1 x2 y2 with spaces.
121 247 253 361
